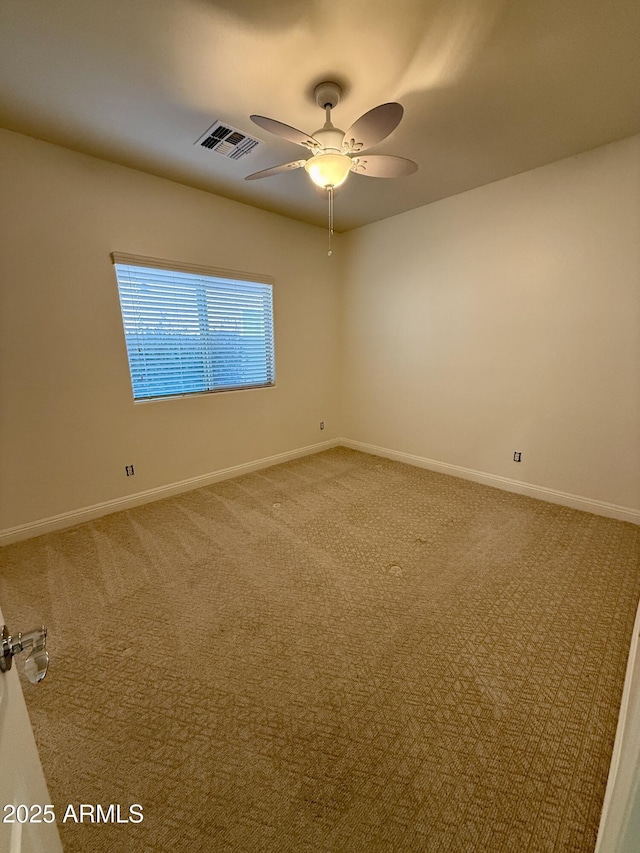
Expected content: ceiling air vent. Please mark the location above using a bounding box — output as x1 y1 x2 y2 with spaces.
195 121 261 161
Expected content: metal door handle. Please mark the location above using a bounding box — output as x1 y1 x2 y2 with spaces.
0 624 49 683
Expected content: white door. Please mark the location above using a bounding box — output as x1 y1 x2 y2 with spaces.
595 599 640 853
0 606 63 853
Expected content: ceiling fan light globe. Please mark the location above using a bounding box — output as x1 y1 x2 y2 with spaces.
305 153 351 189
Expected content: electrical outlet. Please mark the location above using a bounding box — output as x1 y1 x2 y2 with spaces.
513 452 522 462
320 421 325 430
125 464 135 476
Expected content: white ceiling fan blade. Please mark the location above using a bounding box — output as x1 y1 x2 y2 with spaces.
343 103 404 153
250 115 319 149
351 154 418 178
244 160 307 181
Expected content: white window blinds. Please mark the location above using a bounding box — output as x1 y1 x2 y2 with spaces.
111 254 275 401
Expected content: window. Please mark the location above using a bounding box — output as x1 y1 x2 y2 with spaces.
111 253 275 401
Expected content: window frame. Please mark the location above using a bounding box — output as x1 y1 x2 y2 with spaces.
111 252 276 403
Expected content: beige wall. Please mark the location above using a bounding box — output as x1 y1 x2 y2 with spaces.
2 130 639 537
0 130 341 532
341 135 640 513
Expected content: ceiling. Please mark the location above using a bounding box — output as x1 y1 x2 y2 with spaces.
1 0 639 231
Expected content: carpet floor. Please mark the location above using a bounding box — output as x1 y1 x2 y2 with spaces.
1 448 639 852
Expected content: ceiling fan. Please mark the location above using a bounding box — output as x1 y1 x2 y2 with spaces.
245 82 418 252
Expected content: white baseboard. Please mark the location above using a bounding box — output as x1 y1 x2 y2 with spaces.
0 439 340 546
3 436 638 545
340 438 640 525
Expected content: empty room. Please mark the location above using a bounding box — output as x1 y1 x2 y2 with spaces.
1 0 639 851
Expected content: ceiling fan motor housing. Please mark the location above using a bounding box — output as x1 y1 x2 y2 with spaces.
312 126 345 152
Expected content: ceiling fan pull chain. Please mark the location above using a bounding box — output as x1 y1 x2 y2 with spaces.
328 186 334 256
